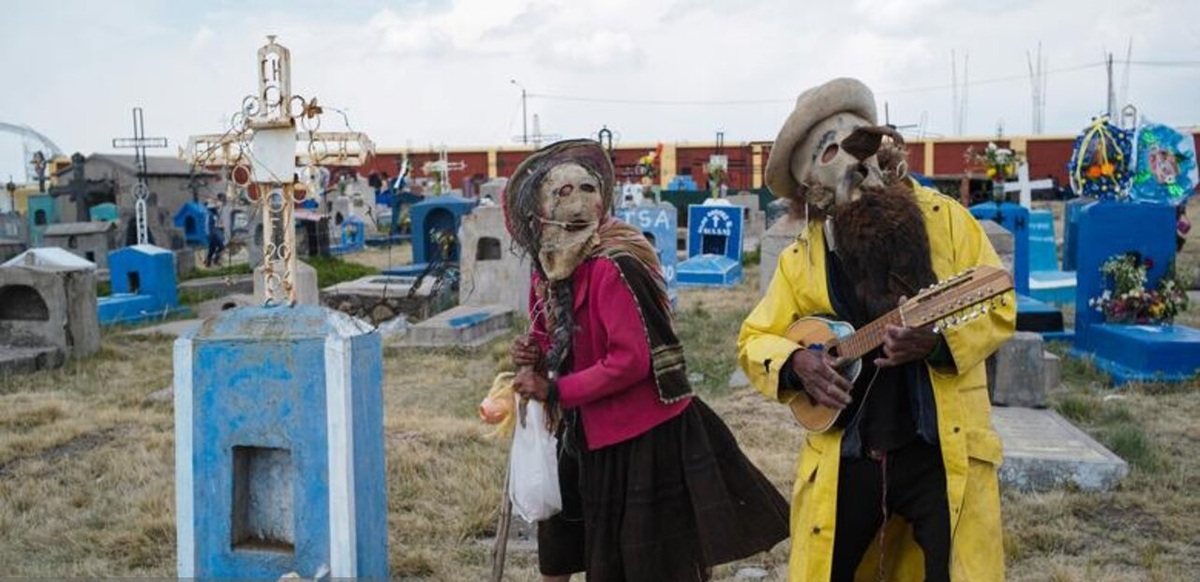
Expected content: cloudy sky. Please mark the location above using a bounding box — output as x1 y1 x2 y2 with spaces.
2 0 1198 182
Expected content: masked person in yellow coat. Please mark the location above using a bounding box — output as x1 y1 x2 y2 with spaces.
738 78 1015 581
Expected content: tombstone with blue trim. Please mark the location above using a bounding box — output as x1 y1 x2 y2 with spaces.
330 216 365 255
175 306 386 578
970 202 1031 295
615 203 679 304
384 194 476 276
174 202 210 247
1026 208 1076 305
98 244 186 325
1070 202 1200 385
677 200 743 287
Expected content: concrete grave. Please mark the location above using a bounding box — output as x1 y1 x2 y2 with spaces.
174 202 210 247
1027 208 1076 305
41 221 119 269
323 274 453 325
981 219 1069 340
677 200 744 287
615 203 678 305
986 331 1049 408
174 306 387 578
459 205 530 314
0 212 29 245
385 195 477 276
993 407 1128 492
759 215 804 297
0 264 100 373
27 194 58 245
402 304 514 348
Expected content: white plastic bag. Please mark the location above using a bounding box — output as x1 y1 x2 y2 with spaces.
508 397 562 522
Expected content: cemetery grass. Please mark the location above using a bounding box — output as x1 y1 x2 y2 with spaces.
0 230 1198 580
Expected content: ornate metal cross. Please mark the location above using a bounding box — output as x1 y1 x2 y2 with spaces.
421 147 466 196
181 36 373 306
112 107 168 245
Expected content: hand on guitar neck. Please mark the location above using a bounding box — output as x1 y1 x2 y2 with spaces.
874 296 942 368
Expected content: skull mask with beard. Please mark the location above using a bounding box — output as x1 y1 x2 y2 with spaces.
785 105 937 319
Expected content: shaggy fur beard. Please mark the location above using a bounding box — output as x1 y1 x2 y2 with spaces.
825 143 936 319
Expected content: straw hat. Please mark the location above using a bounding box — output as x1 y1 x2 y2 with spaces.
502 139 615 245
764 78 878 200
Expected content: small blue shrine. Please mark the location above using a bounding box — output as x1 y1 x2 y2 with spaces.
27 194 58 245
174 202 211 247
677 200 743 287
330 216 366 255
97 244 187 325
615 203 679 304
174 306 387 579
384 195 476 276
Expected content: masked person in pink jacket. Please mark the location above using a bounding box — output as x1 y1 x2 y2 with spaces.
505 139 789 582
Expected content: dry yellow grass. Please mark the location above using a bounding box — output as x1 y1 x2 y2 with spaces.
0 201 1197 579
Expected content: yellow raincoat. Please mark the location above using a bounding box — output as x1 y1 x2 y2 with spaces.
738 184 1015 581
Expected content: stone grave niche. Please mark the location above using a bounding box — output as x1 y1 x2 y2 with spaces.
0 264 100 373
1026 208 1076 305
458 205 529 313
1070 202 1200 385
27 194 58 245
615 203 679 305
724 192 765 254
41 221 120 269
331 194 378 238
98 245 184 325
385 194 477 277
677 200 744 287
173 202 210 247
175 306 386 578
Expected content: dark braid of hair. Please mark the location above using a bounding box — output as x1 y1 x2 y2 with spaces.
543 278 575 375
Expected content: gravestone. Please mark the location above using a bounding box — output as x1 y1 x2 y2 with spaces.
174 202 210 246
41 221 120 269
1071 201 1200 385
615 203 679 305
725 193 765 254
322 274 453 325
993 407 1128 492
385 195 476 276
329 216 365 255
677 200 744 287
0 213 29 245
174 306 387 578
98 244 185 325
27 194 58 245
986 331 1048 407
459 205 530 313
759 215 804 297
1027 209 1076 305
0 263 100 373
402 303 514 347
174 36 385 580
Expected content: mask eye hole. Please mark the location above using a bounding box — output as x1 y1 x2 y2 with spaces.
580 183 596 193
556 184 575 197
821 143 839 164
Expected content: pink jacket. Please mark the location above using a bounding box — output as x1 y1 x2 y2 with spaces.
531 257 691 450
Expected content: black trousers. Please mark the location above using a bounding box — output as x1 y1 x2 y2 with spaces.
830 440 951 582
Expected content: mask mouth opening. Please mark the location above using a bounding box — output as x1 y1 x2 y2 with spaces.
563 219 593 233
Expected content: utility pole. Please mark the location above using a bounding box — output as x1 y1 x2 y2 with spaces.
1106 52 1116 117
511 79 527 145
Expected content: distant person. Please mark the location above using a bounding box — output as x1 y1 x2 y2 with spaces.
204 202 226 268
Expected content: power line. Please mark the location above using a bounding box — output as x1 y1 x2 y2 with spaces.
525 59 1196 108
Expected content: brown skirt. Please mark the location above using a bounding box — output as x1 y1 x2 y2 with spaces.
538 398 790 581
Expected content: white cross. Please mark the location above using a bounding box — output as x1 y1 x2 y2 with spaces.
1003 161 1054 208
421 147 466 196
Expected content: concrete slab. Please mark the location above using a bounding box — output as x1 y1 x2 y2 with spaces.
993 407 1128 492
402 304 513 348
126 318 202 338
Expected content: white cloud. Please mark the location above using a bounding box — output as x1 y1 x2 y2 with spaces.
542 29 642 70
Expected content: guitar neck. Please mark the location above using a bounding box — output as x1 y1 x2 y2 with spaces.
833 309 904 361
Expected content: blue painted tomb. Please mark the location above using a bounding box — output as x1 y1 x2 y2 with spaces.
616 203 679 304
677 201 743 287
98 244 187 325
27 194 58 245
174 305 388 579
1070 201 1200 385
384 195 476 277
174 202 211 247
